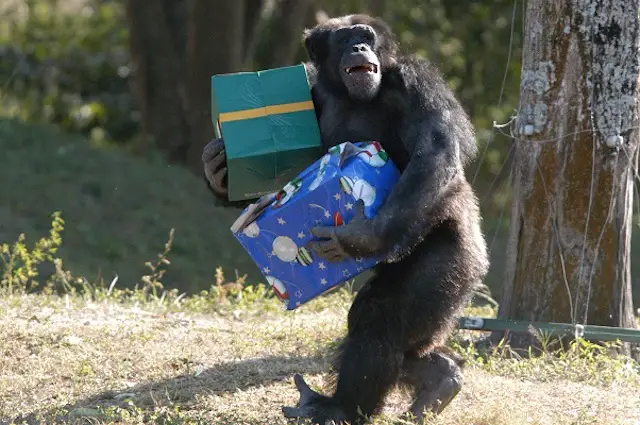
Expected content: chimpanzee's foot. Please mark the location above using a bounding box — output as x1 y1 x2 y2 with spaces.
409 371 462 419
400 350 464 422
282 374 349 425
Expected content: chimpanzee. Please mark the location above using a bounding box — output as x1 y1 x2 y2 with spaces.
202 14 489 424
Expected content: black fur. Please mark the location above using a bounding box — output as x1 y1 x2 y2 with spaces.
202 14 489 424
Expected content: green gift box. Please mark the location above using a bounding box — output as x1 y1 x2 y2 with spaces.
211 64 323 201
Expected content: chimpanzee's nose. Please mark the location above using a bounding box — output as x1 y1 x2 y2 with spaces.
352 43 369 52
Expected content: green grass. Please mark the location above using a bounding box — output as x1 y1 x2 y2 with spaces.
2 116 640 308
1 289 639 425
0 117 260 293
1 202 639 425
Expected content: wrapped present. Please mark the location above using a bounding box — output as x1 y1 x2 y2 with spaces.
211 64 323 201
230 141 401 310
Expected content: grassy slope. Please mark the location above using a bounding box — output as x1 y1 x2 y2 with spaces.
0 117 261 293
1 293 639 425
2 117 640 305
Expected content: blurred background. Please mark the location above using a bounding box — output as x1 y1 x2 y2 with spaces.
0 0 637 305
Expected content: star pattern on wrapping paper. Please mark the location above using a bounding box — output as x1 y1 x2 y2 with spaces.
268 251 275 258
295 290 303 298
277 217 286 225
334 193 341 201
318 262 326 270
263 267 271 274
346 202 354 210
342 269 351 277
320 278 328 285
357 267 364 273
355 257 364 263
297 231 305 239
324 211 331 218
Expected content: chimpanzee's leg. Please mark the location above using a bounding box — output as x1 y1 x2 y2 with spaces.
333 333 405 421
399 347 464 422
283 337 404 424
283 274 405 424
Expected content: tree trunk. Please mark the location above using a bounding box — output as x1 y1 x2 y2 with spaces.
250 0 316 70
126 0 190 160
494 0 640 359
243 0 265 60
262 0 316 69
365 0 386 18
127 0 314 174
127 0 259 173
185 0 247 175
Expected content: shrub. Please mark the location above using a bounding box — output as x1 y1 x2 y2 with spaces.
0 0 137 144
0 211 63 295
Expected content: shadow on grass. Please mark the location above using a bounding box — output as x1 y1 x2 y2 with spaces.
6 354 327 424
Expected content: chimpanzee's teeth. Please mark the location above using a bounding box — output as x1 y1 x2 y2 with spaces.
345 64 378 74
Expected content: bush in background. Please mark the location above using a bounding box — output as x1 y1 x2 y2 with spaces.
0 0 136 145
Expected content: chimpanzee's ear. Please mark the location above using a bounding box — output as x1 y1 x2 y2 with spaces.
302 28 331 63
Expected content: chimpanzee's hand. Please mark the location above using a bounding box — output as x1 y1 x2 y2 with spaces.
202 138 228 198
307 200 380 262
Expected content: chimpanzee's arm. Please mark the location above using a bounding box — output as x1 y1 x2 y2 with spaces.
365 114 462 262
309 112 464 263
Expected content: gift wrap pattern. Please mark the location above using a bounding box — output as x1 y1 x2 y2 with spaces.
231 141 401 310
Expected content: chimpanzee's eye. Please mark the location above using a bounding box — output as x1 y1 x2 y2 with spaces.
333 28 351 45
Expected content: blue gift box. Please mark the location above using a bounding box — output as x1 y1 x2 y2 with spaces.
230 141 401 310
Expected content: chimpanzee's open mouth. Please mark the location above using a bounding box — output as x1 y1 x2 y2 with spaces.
344 63 378 74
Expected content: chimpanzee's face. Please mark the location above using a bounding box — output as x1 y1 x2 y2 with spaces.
304 18 390 102
330 24 382 101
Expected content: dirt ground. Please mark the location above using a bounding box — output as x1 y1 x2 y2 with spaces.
1 295 639 425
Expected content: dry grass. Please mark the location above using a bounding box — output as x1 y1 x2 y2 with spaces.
0 293 639 425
